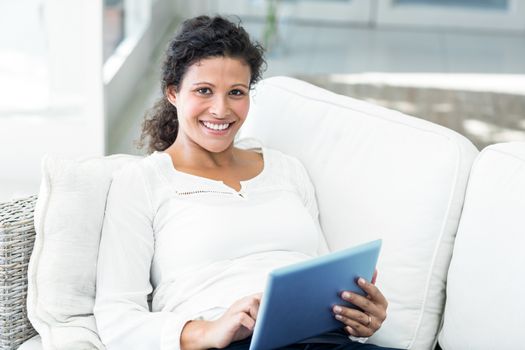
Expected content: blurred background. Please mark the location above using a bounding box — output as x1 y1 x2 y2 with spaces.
1 0 525 201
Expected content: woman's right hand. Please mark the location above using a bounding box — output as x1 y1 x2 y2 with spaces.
180 293 262 350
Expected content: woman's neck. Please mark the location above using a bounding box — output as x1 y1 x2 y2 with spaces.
165 138 239 171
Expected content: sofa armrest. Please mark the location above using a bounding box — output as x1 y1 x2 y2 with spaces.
0 195 38 350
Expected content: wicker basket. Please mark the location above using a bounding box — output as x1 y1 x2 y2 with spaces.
0 196 38 350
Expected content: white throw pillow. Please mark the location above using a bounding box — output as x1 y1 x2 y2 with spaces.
27 154 140 350
438 143 525 349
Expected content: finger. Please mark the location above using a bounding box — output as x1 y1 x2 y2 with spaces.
357 277 388 308
243 294 261 320
234 294 261 313
345 326 357 337
341 290 380 316
333 305 372 328
334 314 374 337
238 312 256 332
249 299 260 320
341 288 388 325
371 269 378 285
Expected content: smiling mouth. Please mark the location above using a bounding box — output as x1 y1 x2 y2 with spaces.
200 121 234 131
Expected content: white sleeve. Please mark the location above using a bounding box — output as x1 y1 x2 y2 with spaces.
94 164 188 350
291 157 330 256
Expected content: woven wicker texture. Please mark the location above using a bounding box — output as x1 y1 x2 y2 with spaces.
0 196 38 350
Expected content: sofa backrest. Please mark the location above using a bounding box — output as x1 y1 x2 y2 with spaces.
438 142 525 350
241 76 479 349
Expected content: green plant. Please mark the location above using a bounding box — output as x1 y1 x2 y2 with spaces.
263 0 278 51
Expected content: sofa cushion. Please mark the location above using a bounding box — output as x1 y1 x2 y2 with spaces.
438 142 525 349
27 154 140 349
241 76 479 349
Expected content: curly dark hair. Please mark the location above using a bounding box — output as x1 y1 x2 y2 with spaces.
138 15 266 153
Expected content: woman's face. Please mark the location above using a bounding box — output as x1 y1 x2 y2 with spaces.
167 56 251 154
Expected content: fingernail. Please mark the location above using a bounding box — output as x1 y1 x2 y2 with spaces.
335 314 343 320
346 326 354 335
333 305 342 313
342 292 351 299
358 277 366 285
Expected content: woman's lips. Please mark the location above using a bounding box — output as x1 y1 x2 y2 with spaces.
200 120 234 134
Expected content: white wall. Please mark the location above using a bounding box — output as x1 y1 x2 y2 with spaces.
0 0 181 201
0 0 104 201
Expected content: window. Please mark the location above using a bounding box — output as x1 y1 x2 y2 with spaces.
102 0 151 83
394 0 509 10
376 0 525 31
104 0 126 62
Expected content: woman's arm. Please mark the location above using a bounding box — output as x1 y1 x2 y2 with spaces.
94 164 189 350
290 156 330 256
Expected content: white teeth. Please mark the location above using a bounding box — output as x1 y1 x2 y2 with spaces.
202 121 230 131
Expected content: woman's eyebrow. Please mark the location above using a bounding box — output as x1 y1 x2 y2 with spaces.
192 82 249 89
192 81 214 86
232 83 249 89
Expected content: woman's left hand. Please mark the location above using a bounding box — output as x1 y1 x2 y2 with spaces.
332 271 388 338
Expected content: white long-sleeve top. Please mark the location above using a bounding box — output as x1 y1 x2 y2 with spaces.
94 138 329 350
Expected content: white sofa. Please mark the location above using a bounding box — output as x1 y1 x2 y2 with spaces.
1 76 523 350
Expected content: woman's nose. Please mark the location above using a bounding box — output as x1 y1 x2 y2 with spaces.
209 96 230 118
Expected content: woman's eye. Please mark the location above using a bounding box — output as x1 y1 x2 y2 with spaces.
197 87 212 95
230 89 245 96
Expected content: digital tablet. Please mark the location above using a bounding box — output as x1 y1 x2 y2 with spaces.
249 239 382 350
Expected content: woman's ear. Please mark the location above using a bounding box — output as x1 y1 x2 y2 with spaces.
166 85 178 107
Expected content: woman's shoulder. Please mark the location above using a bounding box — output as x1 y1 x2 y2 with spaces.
107 153 170 210
110 152 166 187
